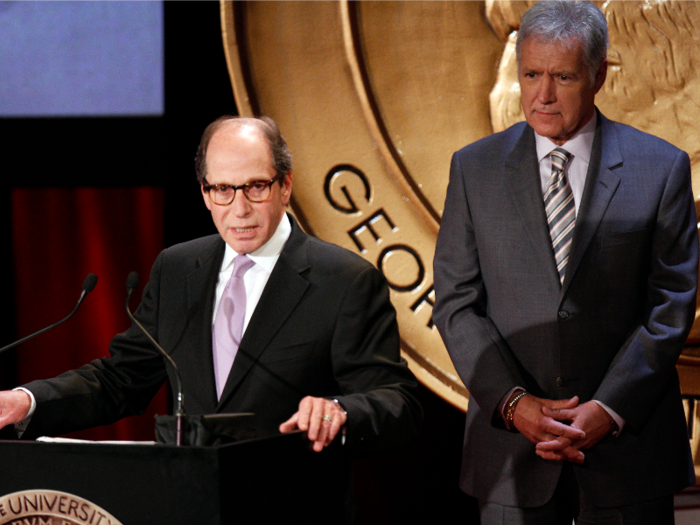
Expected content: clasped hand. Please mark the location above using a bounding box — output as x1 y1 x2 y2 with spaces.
279 396 348 452
512 394 614 463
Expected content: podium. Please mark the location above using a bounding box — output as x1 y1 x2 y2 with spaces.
0 432 350 524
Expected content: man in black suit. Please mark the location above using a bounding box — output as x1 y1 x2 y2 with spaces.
0 116 421 458
433 1 698 524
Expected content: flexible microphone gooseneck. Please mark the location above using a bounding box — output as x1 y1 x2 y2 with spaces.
125 272 185 446
0 273 98 356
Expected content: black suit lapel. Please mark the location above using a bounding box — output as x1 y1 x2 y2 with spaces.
180 238 225 412
217 217 311 408
563 113 622 295
506 125 561 286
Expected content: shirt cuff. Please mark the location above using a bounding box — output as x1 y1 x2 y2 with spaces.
499 387 525 430
12 387 36 436
593 400 624 436
333 399 347 445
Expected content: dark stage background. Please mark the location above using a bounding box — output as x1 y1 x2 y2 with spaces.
0 3 476 522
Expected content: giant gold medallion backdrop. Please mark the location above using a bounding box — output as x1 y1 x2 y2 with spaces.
220 0 700 463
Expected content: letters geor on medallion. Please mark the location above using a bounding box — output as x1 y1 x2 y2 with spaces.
221 0 700 411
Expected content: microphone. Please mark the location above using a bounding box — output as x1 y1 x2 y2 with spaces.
125 272 186 446
0 273 98 356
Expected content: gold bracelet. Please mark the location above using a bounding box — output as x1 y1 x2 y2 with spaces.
505 391 528 423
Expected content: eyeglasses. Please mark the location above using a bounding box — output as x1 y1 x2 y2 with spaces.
202 173 283 205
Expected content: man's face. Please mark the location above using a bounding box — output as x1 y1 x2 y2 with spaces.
201 123 292 254
519 37 606 145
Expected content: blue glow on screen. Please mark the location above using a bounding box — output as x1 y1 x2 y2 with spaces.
0 1 164 117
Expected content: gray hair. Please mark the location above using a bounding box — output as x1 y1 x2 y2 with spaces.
516 0 608 84
195 115 292 184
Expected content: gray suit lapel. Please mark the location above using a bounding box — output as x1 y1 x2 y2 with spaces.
217 219 311 408
506 126 561 285
562 113 622 295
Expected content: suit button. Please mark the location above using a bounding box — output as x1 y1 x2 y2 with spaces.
558 310 569 319
556 377 563 387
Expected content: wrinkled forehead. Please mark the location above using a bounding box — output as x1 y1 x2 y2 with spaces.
520 34 584 59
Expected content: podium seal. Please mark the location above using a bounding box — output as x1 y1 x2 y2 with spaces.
0 490 122 525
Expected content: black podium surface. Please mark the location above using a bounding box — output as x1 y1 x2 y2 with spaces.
0 432 349 524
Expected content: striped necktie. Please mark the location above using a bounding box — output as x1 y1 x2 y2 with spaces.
544 147 575 285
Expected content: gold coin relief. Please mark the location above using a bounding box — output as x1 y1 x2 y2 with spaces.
220 1 700 413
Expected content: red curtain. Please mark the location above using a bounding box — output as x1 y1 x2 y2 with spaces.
12 187 168 441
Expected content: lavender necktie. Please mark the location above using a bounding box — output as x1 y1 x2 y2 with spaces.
213 254 255 400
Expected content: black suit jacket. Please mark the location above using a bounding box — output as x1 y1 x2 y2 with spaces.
24 215 421 455
433 112 698 507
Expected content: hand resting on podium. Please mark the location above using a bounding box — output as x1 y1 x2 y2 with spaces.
279 395 348 452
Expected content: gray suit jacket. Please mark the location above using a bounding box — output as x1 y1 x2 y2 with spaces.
433 112 698 507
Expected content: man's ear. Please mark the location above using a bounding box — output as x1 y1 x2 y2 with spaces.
281 172 293 206
593 59 607 94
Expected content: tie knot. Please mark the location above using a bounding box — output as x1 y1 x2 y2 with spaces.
233 254 255 277
551 147 572 174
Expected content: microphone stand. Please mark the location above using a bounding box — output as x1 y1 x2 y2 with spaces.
0 273 98 356
125 272 185 446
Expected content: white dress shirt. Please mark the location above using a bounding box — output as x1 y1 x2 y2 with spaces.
212 213 291 334
535 111 597 215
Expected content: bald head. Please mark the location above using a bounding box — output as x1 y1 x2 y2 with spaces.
195 115 292 184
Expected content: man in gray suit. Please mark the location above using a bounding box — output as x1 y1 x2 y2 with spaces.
433 1 698 523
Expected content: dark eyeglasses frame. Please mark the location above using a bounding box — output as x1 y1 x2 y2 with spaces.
202 173 283 205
